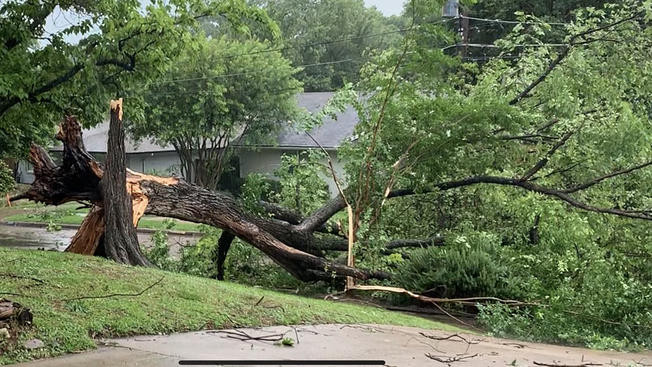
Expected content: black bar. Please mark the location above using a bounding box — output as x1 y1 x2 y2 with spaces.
179 360 386 366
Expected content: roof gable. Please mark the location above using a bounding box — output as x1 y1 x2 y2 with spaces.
51 92 359 153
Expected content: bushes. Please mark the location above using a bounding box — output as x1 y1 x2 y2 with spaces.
143 225 219 277
394 232 518 299
0 161 14 197
477 257 652 350
390 224 651 350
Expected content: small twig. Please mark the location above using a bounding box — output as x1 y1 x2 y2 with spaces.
431 302 476 329
533 362 602 367
419 333 479 345
0 273 45 285
254 296 265 306
425 353 479 363
263 304 286 313
213 329 284 342
0 292 26 297
292 326 300 344
501 342 526 349
62 276 164 301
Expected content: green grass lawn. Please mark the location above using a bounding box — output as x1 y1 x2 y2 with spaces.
0 248 461 365
1 202 201 232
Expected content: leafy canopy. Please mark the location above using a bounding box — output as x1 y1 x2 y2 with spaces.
0 0 276 158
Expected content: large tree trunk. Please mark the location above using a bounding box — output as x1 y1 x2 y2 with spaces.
102 99 149 266
21 117 386 282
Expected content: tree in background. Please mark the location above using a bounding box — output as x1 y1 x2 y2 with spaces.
130 37 301 191
0 161 14 198
258 0 401 91
0 0 275 159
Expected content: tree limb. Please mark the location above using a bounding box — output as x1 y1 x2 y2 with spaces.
385 176 651 220
561 160 652 193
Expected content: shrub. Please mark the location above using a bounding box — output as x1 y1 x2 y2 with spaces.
0 161 14 196
394 232 517 299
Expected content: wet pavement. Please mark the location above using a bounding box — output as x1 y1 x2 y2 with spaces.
13 324 652 367
0 222 201 253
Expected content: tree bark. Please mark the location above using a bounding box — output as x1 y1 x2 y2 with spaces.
214 231 235 280
101 99 149 266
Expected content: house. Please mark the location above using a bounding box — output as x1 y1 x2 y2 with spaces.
17 92 358 194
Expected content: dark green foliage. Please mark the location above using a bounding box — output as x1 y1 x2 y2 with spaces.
133 36 301 190
273 151 330 216
395 233 516 299
0 0 275 158
0 161 14 195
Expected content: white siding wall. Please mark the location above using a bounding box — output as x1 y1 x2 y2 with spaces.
238 149 283 178
127 152 182 176
16 160 34 184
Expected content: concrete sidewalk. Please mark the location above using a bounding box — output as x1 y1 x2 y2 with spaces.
14 324 651 367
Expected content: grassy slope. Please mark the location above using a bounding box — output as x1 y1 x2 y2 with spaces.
0 248 460 364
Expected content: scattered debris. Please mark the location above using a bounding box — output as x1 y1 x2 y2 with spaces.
0 298 35 354
252 295 285 313
419 332 481 354
0 298 33 328
0 273 44 287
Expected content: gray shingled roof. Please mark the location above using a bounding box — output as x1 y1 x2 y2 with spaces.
51 92 358 153
249 92 359 149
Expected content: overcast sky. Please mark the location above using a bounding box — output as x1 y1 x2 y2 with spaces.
363 0 407 16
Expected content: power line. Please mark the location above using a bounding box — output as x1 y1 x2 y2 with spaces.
138 15 577 87
209 14 569 64
442 42 567 51
150 38 578 87
460 14 568 26
150 59 360 85
219 17 459 61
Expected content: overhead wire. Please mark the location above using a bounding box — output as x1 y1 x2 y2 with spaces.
460 14 568 26
137 14 575 87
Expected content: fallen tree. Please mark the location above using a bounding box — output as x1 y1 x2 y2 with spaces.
15 116 385 281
